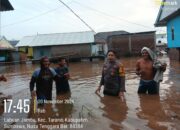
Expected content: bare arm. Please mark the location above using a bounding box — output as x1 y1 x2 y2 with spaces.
136 60 141 76
118 63 126 101
29 76 36 97
119 63 126 92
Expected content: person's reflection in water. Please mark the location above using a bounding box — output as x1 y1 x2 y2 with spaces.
95 92 128 130
28 92 73 129
28 97 56 129
137 95 169 130
54 92 73 119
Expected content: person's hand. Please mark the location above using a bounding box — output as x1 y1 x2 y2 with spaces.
64 73 70 79
118 92 125 102
161 63 167 71
136 71 140 76
31 91 36 98
0 75 7 82
136 71 144 77
95 86 101 94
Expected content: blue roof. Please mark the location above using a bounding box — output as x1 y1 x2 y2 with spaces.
16 31 95 47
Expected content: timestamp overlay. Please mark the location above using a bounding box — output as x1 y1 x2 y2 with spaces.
2 98 90 129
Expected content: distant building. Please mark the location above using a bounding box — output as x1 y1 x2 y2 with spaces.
9 40 19 51
0 36 14 62
107 31 156 57
155 0 180 61
156 33 167 52
0 0 17 63
95 30 129 55
16 31 102 60
156 33 167 46
9 40 19 47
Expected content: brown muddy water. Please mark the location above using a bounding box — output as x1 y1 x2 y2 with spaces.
0 56 179 130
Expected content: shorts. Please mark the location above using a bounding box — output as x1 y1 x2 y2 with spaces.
138 79 159 94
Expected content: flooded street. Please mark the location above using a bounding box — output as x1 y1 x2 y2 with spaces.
0 56 180 130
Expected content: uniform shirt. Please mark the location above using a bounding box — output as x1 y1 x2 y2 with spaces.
30 68 57 100
100 60 125 95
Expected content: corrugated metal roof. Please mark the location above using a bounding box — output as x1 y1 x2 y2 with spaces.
16 31 95 47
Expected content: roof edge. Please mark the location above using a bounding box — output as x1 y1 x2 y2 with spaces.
22 31 95 38
155 8 180 27
154 0 166 27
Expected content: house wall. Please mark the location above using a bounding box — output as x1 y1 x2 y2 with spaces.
169 48 180 61
32 43 92 60
51 43 91 58
33 47 51 60
18 47 33 58
19 52 27 61
18 47 26 53
108 35 129 57
167 15 180 48
27 47 33 58
91 43 105 56
131 33 155 55
156 34 167 45
108 32 155 57
0 51 7 61
11 51 20 61
0 50 11 62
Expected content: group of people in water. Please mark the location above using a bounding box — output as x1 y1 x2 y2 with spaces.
0 47 167 105
96 47 166 99
28 47 166 104
30 57 70 103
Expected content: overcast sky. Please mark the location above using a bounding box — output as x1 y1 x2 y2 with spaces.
1 0 165 40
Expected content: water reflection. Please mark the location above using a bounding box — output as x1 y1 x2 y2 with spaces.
96 92 128 130
27 92 73 130
0 56 180 130
137 95 169 130
54 92 73 118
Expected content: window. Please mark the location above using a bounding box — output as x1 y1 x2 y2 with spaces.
171 26 174 40
40 50 44 56
25 48 28 53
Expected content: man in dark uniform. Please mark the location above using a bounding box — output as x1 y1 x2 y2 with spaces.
30 56 58 103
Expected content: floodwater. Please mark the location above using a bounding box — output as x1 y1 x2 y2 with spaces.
0 56 179 130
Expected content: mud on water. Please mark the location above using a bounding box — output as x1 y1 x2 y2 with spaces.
0 56 179 130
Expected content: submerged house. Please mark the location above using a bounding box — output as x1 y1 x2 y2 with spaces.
156 33 167 52
95 30 129 55
0 0 15 62
155 0 180 61
156 33 167 46
107 31 156 57
0 36 14 62
16 31 100 60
